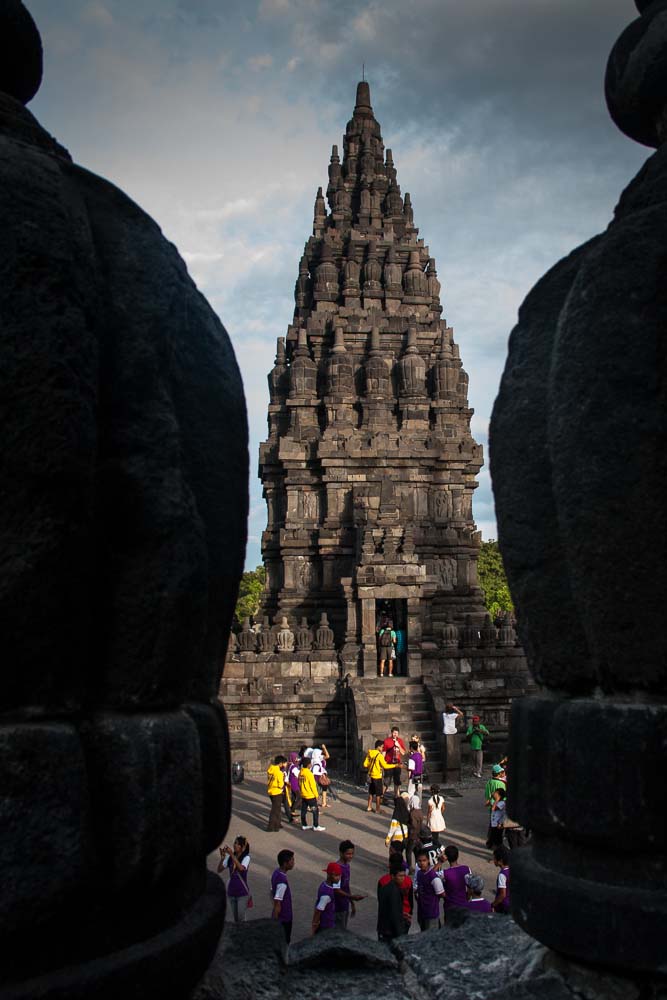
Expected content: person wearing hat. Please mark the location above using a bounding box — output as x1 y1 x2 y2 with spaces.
312 862 342 934
466 714 490 778
465 873 493 913
484 764 506 848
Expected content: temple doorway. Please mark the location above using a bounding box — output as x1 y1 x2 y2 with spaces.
375 598 408 676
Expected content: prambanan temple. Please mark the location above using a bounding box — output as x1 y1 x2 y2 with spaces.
221 82 533 775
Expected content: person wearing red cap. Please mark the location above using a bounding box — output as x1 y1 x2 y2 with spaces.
312 862 342 935
466 715 489 778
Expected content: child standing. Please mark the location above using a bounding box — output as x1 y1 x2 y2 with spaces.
334 840 366 929
465 873 493 913
489 788 507 848
414 849 446 931
312 862 342 934
426 785 446 847
218 836 251 923
271 849 295 956
492 846 511 913
441 844 472 918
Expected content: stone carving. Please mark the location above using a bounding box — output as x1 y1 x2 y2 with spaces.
0 3 247 994
383 246 402 294
426 257 441 302
490 1 667 975
441 617 460 650
364 326 391 397
496 612 516 647
432 487 453 521
342 244 361 295
432 558 456 591
325 326 353 395
314 241 339 301
289 328 317 398
256 616 274 653
397 327 426 396
384 181 403 217
432 329 458 399
403 250 428 297
268 336 289 402
460 615 479 648
362 240 382 294
314 613 335 650
276 616 295 652
478 614 497 649
294 256 312 311
302 491 319 521
295 617 313 651
238 618 257 652
403 191 414 226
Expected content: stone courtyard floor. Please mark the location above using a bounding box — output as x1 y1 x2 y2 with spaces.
206 771 496 944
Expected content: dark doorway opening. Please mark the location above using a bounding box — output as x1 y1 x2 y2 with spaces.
375 598 408 676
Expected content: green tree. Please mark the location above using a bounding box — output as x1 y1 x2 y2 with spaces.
234 565 266 626
477 540 514 622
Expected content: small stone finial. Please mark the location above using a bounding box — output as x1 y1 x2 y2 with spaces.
405 326 418 354
0 0 43 104
314 612 335 650
330 144 340 163
355 80 372 110
370 325 381 353
332 326 346 353
314 186 326 218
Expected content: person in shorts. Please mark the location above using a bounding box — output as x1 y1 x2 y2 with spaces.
364 739 392 812
382 726 406 793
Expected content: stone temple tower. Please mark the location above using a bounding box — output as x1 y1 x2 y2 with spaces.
259 81 486 678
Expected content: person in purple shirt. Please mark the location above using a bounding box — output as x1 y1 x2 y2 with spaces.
217 836 251 923
334 840 366 929
465 873 493 913
442 843 472 918
271 849 295 948
312 862 341 934
414 850 445 931
492 846 511 913
286 752 301 822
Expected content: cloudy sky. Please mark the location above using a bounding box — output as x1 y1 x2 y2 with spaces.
29 0 646 569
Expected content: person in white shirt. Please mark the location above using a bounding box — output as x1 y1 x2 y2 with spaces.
442 703 463 735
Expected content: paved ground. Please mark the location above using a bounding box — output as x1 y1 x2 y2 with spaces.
206 771 498 945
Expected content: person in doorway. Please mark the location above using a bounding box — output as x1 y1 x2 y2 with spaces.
382 726 406 793
298 757 326 831
271 849 295 956
266 756 287 832
364 739 392 812
394 625 406 676
467 715 490 778
414 849 445 931
426 785 446 847
218 836 251 923
378 620 397 676
312 862 341 934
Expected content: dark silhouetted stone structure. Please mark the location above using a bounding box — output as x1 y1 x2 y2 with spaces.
491 0 666 978
0 2 248 996
222 82 532 777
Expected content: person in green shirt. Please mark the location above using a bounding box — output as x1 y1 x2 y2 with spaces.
466 715 489 777
484 763 506 846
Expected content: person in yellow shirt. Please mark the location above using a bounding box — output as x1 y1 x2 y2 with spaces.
267 755 287 832
364 739 392 813
298 758 326 831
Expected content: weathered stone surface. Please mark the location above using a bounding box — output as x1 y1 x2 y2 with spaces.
490 0 667 977
0 3 247 995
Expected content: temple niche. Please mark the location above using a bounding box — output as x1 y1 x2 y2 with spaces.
222 81 532 774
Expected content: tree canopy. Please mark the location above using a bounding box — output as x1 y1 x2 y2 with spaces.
477 540 514 621
234 565 266 626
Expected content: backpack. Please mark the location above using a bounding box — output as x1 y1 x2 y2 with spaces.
380 628 393 648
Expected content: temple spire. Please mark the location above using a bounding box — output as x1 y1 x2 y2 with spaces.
355 80 372 111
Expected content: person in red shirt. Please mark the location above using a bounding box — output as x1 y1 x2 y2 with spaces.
377 856 413 940
382 726 406 795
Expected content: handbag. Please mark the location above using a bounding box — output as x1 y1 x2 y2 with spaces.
238 869 253 908
318 773 331 787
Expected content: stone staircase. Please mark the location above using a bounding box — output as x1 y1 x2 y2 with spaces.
355 677 443 783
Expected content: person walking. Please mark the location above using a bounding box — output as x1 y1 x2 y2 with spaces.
312 862 341 934
218 836 252 923
364 739 392 812
385 793 411 857
466 715 490 778
298 757 326 831
334 840 366 929
406 793 423 870
406 740 424 800
266 755 288 832
426 785 446 847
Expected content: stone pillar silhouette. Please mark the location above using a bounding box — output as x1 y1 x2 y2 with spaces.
490 0 666 975
0 2 248 997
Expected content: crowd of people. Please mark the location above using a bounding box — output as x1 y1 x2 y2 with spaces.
216 720 523 953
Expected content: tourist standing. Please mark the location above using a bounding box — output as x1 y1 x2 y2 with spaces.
414 849 445 931
218 837 251 923
489 788 507 848
364 739 392 812
271 849 295 957
312 862 341 934
266 755 288 832
382 726 406 794
466 715 490 777
484 764 506 847
298 757 326 831
286 752 301 822
385 793 411 856
407 740 424 800
426 785 446 847
378 620 397 677
311 744 330 808
406 793 423 869
441 844 472 919
442 703 464 736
